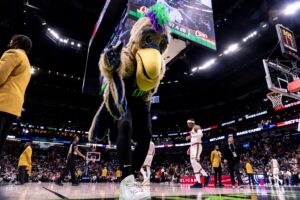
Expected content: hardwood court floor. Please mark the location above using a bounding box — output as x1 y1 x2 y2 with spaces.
0 182 299 199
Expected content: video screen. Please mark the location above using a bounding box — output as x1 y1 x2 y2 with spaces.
276 24 299 60
128 0 216 50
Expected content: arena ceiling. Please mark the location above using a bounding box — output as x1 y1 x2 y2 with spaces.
0 0 299 129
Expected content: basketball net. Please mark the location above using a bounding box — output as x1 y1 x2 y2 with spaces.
267 92 283 108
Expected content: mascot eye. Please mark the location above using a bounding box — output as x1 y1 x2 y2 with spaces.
145 35 153 44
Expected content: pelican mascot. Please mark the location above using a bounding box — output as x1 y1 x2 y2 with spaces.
89 3 170 199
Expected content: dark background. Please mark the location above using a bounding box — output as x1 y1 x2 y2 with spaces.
0 0 299 133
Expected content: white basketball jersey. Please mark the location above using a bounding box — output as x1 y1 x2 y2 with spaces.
147 141 155 155
190 127 203 145
272 159 279 168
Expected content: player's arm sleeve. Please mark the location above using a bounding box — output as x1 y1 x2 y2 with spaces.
0 50 21 86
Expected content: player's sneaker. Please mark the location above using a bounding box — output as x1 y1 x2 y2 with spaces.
142 177 150 186
204 176 210 186
55 181 63 186
72 182 79 186
119 175 150 200
190 182 203 188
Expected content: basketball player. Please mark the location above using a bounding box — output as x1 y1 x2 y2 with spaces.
55 135 86 186
140 140 155 185
186 119 210 188
270 155 283 186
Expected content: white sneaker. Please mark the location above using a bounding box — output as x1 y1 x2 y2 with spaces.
142 177 150 186
119 175 150 200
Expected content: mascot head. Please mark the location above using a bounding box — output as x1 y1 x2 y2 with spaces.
128 3 170 91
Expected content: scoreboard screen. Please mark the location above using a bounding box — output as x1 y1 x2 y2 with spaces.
276 24 299 60
113 0 216 50
128 0 216 50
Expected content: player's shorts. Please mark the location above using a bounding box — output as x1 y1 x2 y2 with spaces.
272 167 279 175
190 143 202 160
143 155 153 166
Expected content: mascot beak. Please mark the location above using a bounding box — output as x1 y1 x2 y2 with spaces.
136 48 162 91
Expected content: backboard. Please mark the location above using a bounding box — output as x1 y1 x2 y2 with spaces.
263 59 300 100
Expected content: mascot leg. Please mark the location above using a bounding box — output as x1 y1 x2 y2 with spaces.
117 102 151 178
117 108 133 178
131 102 152 174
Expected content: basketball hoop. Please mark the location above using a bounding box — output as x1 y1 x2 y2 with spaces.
92 144 97 152
267 91 283 108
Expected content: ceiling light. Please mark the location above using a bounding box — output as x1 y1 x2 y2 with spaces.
192 67 198 72
198 58 216 70
262 24 268 28
224 43 239 54
59 38 63 42
49 29 60 39
77 43 81 47
31 68 35 74
63 39 68 44
228 43 239 51
152 116 158 120
71 41 74 45
242 31 257 42
283 2 300 15
42 22 47 26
